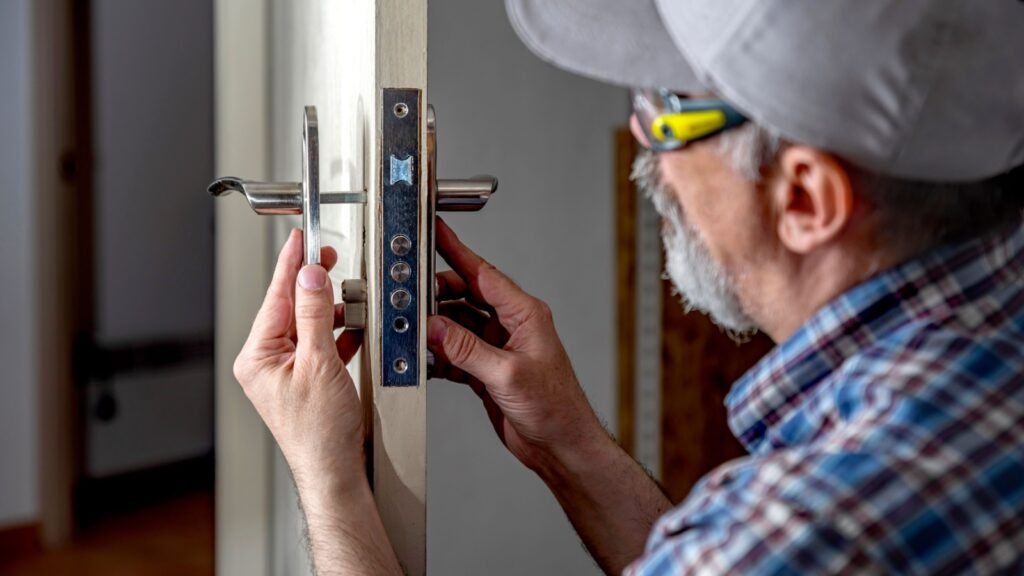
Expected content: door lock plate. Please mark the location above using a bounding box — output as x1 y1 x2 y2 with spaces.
381 89 422 387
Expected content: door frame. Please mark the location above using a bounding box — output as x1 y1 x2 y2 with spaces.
33 0 86 548
213 1 275 575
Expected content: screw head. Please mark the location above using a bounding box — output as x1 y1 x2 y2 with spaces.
390 289 412 310
391 261 412 283
393 357 409 374
390 235 412 256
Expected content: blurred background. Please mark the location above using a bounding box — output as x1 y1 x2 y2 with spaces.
0 0 768 574
1 0 215 573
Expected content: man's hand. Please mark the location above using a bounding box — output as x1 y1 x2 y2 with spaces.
428 219 607 476
233 229 364 492
233 229 401 576
429 220 671 575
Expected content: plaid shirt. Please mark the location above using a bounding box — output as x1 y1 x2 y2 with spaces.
626 223 1024 575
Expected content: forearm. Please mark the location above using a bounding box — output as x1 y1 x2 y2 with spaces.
295 472 403 576
536 434 672 575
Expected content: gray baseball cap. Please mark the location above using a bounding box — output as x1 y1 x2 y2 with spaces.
506 0 1024 182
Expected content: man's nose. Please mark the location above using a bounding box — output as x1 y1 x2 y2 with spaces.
629 113 653 149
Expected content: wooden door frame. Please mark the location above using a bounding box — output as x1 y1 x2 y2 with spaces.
33 0 87 548
213 1 274 575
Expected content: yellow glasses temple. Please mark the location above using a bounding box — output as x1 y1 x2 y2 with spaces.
650 110 728 142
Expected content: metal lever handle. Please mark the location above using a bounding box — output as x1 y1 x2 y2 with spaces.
436 177 498 212
206 106 368 267
426 105 498 213
207 178 366 215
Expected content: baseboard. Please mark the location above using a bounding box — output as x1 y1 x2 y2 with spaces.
75 452 214 528
0 522 41 561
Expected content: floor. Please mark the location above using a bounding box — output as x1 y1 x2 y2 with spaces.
0 492 213 576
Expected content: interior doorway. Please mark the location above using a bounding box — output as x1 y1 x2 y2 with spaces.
9 0 217 572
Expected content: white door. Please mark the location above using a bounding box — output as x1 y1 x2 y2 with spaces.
214 0 427 574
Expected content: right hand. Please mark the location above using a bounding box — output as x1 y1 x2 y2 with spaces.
428 219 607 475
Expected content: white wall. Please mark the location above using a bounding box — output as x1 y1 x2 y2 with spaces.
0 0 39 527
427 2 628 573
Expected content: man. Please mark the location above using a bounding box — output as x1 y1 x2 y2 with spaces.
232 0 1024 574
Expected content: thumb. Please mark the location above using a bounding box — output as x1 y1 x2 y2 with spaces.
295 265 336 358
428 316 509 384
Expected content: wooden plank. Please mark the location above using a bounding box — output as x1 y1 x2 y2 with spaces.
33 0 79 547
660 284 774 502
615 128 638 455
213 1 273 575
371 1 428 573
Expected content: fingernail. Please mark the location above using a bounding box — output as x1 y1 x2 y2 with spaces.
298 265 327 290
427 317 448 346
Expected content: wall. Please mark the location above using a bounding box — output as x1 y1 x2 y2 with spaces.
427 1 627 573
85 0 214 477
0 0 214 528
0 0 39 528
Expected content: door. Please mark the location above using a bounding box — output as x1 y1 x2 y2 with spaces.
214 0 427 574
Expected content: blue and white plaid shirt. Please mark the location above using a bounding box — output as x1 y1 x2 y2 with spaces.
626 223 1024 575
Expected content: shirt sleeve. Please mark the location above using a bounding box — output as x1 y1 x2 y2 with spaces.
624 450 887 576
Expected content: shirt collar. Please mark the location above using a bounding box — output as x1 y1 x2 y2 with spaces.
725 223 1024 454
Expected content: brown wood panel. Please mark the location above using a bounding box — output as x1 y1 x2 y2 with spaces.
660 285 775 502
615 128 638 454
33 0 88 546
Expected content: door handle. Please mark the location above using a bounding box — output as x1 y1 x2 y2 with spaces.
207 101 497 374
207 106 366 267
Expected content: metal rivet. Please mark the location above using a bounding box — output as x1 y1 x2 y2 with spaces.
391 261 412 283
390 289 412 310
390 234 412 256
393 316 409 333
393 357 409 374
393 102 409 118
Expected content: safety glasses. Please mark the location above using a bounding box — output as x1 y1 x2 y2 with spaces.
631 88 747 152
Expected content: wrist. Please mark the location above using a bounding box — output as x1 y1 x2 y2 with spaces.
531 419 621 490
289 448 369 503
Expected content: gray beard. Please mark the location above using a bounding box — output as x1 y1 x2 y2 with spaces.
631 151 758 338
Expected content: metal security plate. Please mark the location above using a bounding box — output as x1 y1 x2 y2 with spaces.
381 88 421 387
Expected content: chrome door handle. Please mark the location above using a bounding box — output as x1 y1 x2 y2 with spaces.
207 106 366 266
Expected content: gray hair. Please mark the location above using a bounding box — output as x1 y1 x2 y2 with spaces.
714 122 1024 252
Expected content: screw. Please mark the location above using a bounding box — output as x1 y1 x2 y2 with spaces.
390 234 412 256
391 261 412 283
390 289 412 310
393 357 409 374
394 102 409 118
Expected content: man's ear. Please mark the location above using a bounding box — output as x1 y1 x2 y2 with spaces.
771 146 854 254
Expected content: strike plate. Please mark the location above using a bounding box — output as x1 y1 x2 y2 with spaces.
381 88 421 387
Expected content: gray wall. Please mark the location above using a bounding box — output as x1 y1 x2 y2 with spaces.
0 0 39 528
0 0 214 529
85 0 214 477
427 1 627 573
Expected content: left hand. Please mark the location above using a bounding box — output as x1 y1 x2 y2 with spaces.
233 229 365 493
